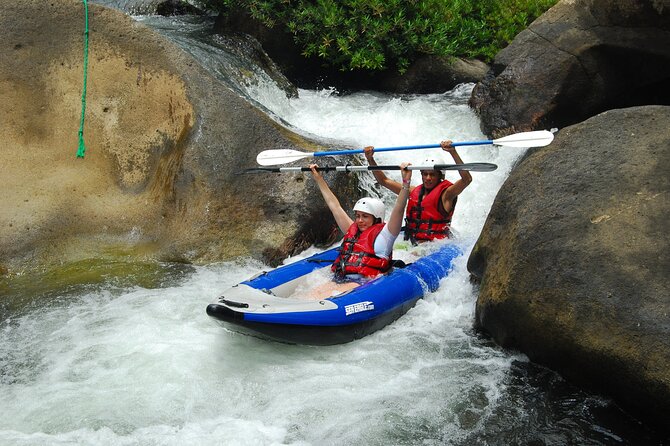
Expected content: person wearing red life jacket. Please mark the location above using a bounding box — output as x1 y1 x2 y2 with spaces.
308 161 413 298
364 141 472 243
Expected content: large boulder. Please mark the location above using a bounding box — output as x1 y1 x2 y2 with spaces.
95 0 204 16
373 55 489 95
469 0 670 137
0 0 357 275
468 106 670 429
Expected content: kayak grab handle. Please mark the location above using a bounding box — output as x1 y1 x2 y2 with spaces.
218 297 249 308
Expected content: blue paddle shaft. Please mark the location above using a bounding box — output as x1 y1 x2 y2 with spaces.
312 140 493 157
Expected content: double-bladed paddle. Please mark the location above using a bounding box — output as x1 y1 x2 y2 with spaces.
256 130 553 166
245 163 498 174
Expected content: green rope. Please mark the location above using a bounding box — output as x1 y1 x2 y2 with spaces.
76 0 89 158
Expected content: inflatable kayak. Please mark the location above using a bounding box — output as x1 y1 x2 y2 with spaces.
206 243 462 345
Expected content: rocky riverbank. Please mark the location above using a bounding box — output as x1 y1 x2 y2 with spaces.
0 0 356 277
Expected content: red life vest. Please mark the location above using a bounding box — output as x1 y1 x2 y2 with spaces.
332 222 392 278
405 179 455 242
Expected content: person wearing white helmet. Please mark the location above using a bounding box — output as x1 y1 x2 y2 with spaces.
308 161 412 297
364 141 472 243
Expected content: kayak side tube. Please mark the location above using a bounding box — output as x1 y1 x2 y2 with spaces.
206 244 462 345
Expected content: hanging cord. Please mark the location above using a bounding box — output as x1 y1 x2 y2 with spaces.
76 0 89 158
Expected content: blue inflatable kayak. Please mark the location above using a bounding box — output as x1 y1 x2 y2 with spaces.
206 243 462 345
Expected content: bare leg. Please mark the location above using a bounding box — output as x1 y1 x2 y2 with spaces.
307 281 360 300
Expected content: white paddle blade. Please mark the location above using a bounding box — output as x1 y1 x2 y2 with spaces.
256 149 312 166
493 130 554 148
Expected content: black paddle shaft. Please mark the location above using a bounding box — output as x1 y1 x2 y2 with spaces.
244 163 497 174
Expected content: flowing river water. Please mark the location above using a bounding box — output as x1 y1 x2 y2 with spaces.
0 12 664 446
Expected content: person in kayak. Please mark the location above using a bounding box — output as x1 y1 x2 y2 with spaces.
364 141 472 243
308 161 412 298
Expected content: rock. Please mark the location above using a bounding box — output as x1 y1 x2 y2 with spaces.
469 0 670 137
374 55 489 94
0 0 357 275
92 0 169 15
468 106 670 430
214 9 312 88
98 0 206 16
213 31 299 99
155 1 203 16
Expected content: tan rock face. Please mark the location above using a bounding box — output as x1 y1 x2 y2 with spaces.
0 1 357 274
82 55 193 190
1 2 193 271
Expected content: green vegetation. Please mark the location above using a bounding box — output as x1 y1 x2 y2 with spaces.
204 0 557 72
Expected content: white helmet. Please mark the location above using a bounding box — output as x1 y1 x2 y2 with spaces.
420 158 444 176
420 157 440 169
353 197 385 221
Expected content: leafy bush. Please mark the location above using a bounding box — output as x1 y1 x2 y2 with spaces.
204 0 557 72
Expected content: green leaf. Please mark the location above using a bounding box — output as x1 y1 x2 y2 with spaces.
213 0 558 71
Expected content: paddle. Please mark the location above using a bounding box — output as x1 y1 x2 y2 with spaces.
245 162 498 174
256 130 554 166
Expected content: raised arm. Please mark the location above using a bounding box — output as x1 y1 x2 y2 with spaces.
309 164 353 233
440 141 472 212
385 163 412 237
364 146 403 195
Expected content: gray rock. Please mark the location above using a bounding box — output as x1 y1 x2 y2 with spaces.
468 105 670 430
375 55 489 94
91 0 201 16
469 0 670 137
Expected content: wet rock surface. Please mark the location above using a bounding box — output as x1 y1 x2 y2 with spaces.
468 106 670 430
469 0 670 137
